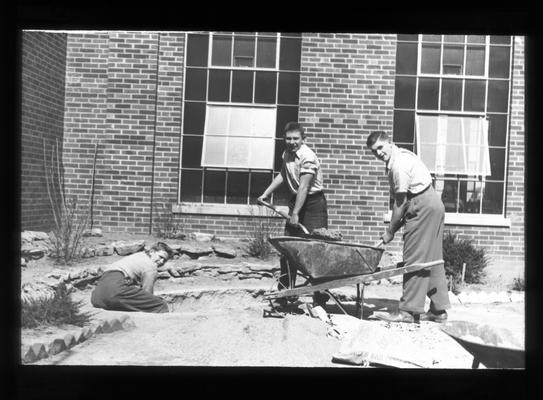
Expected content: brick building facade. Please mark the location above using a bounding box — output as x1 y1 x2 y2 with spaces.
20 31 525 280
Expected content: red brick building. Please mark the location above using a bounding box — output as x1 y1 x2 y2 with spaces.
21 31 525 281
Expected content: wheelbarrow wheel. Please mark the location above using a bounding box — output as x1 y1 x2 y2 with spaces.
264 272 309 315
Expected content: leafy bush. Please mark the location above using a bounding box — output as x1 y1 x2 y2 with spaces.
443 231 489 292
21 283 93 329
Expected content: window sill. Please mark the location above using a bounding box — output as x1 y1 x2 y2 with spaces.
172 202 289 217
383 211 511 228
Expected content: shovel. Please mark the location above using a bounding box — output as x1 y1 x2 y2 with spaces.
257 199 310 235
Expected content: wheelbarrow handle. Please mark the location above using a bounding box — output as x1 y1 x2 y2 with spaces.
373 239 384 248
257 198 310 235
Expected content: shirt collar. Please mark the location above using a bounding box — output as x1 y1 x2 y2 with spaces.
287 143 306 159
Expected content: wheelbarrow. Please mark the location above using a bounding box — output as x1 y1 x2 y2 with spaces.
440 321 525 369
263 236 444 319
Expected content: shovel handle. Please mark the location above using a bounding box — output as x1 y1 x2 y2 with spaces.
257 198 310 235
373 239 384 248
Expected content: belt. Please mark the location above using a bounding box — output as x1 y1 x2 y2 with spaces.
407 185 431 200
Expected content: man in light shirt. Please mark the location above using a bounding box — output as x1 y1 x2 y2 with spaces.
258 121 329 308
366 131 450 323
91 242 173 313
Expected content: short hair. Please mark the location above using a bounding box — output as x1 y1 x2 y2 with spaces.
366 131 389 148
284 121 305 138
150 242 174 259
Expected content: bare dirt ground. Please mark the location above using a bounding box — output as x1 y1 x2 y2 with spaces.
20 233 525 368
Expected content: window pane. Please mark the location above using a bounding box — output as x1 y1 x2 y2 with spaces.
446 116 463 144
181 136 203 168
490 36 511 45
459 180 482 213
394 76 416 108
488 113 507 147
183 102 206 135
482 182 504 214
203 170 226 203
397 143 414 152
464 80 486 112
397 34 418 41
393 110 415 143
443 35 465 43
231 70 254 103
489 46 510 78
421 44 441 74
396 42 418 75
206 106 230 135
419 143 437 169
249 171 273 204
252 108 277 137
185 68 207 101
229 107 252 136
233 36 255 67
443 45 464 75
466 46 485 76
416 114 438 143
227 137 250 167
211 35 232 66
467 35 485 44
274 139 284 171
278 72 300 105
226 171 249 204
422 34 441 42
186 34 209 67
256 37 277 68
250 138 275 169
417 78 439 109
487 80 509 112
202 136 227 166
208 69 230 102
255 71 277 104
281 32 302 38
440 79 462 111
180 169 202 202
488 147 505 180
276 106 298 138
441 180 461 212
279 38 302 71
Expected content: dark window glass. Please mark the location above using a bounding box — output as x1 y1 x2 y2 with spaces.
231 70 254 103
185 68 207 101
276 106 299 138
281 32 302 38
394 76 416 108
489 46 510 78
183 102 206 135
181 136 203 168
393 110 415 143
396 42 418 75
488 148 505 181
443 35 465 43
490 36 511 45
464 80 486 112
488 113 507 147
279 38 302 71
258 32 277 37
421 44 441 74
441 179 461 212
466 46 485 76
396 143 414 152
460 180 483 214
440 79 462 111
255 71 277 104
234 32 255 35
226 171 249 204
482 182 504 214
256 37 277 68
208 69 231 102
274 139 285 171
211 35 232 66
273 180 290 206
467 35 485 44
203 170 226 203
234 36 255 67
278 72 300 104
417 78 440 109
443 45 464 75
397 34 418 41
180 169 203 202
249 171 273 204
422 34 441 42
487 80 509 113
186 34 209 67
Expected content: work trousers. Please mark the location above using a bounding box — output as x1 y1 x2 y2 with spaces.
91 271 169 313
399 186 450 314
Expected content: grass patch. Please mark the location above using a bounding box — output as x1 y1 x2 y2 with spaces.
512 277 525 291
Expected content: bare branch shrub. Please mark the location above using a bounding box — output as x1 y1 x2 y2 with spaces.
153 201 184 239
246 206 282 259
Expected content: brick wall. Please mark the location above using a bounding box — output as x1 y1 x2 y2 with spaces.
21 31 68 231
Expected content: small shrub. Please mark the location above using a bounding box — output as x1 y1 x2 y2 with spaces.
443 231 489 292
21 283 93 329
246 207 282 259
512 277 525 291
153 201 184 239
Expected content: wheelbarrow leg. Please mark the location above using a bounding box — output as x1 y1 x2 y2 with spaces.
472 357 480 369
325 290 349 316
355 284 365 319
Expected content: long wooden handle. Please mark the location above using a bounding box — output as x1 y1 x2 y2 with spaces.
257 199 310 234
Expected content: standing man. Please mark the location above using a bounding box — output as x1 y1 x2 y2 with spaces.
366 131 450 323
258 121 330 308
91 242 174 313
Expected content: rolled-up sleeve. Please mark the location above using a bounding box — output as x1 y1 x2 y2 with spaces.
300 154 318 175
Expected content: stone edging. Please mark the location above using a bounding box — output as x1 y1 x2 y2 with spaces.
21 314 136 364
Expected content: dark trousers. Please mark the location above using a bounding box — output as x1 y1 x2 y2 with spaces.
399 186 451 314
91 271 169 313
279 191 328 292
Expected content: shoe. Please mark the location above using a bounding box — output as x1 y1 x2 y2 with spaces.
419 310 448 323
312 292 330 307
372 310 417 323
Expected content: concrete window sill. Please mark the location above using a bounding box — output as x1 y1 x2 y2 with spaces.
172 203 289 217
383 211 511 228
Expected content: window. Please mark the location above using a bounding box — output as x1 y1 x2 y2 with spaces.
393 35 512 217
181 32 302 206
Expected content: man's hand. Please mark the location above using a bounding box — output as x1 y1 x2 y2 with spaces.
381 229 394 244
257 194 268 203
289 212 299 227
